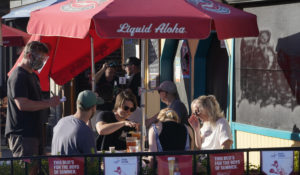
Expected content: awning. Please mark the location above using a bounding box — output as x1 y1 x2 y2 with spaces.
2 0 65 19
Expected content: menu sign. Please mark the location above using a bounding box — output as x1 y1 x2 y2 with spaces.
157 155 193 175
209 152 244 175
48 157 84 175
104 156 138 175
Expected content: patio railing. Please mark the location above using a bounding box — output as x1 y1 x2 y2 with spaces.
0 147 300 175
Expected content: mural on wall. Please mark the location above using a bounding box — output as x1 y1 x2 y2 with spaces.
239 30 297 109
235 0 300 132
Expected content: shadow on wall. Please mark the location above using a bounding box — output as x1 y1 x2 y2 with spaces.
238 30 300 110
276 32 300 106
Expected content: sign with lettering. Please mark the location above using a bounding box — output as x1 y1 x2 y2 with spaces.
148 39 160 89
117 23 186 37
104 156 138 175
48 157 84 175
157 155 193 175
209 152 244 175
262 151 293 175
180 40 190 78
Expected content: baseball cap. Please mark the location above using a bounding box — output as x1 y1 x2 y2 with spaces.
156 81 178 94
77 90 104 110
124 57 141 66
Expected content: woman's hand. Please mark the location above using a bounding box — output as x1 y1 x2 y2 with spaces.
188 114 200 130
124 121 139 130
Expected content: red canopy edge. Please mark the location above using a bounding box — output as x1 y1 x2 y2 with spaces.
1 24 30 46
8 35 122 91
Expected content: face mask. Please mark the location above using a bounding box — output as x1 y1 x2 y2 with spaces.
30 53 48 71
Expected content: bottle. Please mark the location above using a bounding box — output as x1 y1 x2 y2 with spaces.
174 158 181 175
113 80 119 97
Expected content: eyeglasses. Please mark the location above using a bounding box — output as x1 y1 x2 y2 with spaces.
123 105 135 112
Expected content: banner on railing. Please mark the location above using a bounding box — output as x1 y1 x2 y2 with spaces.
104 156 138 175
48 157 84 175
157 155 193 175
261 151 294 175
209 152 244 175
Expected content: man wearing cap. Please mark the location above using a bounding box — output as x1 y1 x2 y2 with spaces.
146 81 188 126
124 57 141 106
95 61 119 111
51 90 104 155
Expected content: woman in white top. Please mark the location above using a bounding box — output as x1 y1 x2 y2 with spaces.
188 95 232 150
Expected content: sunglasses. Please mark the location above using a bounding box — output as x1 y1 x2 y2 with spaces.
123 106 135 112
192 110 201 116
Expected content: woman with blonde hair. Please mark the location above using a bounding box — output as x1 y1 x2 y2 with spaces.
148 108 194 152
188 95 232 150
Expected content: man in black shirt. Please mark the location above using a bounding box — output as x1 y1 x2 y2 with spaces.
124 57 141 106
5 41 61 157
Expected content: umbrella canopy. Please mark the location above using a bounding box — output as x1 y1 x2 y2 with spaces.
1 24 30 46
27 0 259 40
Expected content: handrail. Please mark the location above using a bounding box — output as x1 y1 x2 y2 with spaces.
1 147 299 161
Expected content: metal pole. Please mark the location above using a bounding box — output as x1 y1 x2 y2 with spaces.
90 36 95 92
141 39 146 152
0 46 2 158
0 47 2 87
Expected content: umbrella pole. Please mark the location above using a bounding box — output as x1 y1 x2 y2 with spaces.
141 39 146 152
90 36 95 92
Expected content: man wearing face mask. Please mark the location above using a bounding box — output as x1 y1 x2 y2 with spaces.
5 41 61 158
51 90 104 155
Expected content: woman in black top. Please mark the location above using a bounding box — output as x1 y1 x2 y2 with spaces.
95 89 139 150
148 108 194 152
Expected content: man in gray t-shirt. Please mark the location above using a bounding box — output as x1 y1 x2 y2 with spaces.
51 90 104 155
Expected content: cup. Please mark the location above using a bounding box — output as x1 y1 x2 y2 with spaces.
128 145 139 152
109 146 115 153
168 157 175 175
130 131 141 140
126 137 138 152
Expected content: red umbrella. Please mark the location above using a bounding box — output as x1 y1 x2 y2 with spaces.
1 24 30 47
27 0 258 40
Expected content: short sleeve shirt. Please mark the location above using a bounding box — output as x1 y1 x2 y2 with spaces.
127 72 141 105
5 67 43 138
200 117 232 150
51 116 96 155
168 99 188 124
95 111 135 150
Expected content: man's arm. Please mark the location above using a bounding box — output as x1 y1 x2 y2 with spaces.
14 96 60 111
95 63 107 83
145 113 158 129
